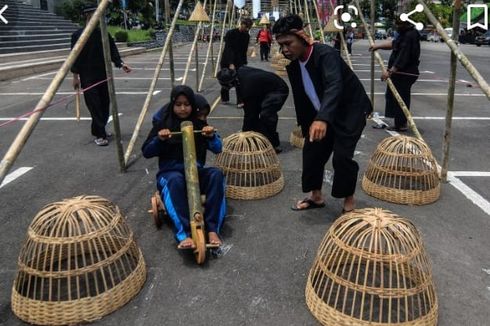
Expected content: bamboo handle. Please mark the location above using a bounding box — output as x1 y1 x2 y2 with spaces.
75 87 81 122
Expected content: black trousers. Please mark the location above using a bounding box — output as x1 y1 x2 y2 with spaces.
81 76 110 139
242 89 288 147
385 75 417 128
301 125 363 198
259 43 270 61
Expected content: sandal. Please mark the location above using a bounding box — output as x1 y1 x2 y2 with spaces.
94 138 109 146
291 198 326 211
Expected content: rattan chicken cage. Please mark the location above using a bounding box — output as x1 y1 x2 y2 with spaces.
11 195 147 325
362 136 440 205
289 125 304 149
306 208 438 326
215 131 284 200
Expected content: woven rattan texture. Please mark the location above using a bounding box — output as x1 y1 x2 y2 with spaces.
362 136 440 205
215 131 284 200
289 125 305 149
306 208 438 326
11 195 147 325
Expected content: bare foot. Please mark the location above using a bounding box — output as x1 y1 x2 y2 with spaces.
177 237 195 249
343 195 355 213
208 232 222 246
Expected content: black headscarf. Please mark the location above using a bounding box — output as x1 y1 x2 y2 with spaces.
157 85 203 131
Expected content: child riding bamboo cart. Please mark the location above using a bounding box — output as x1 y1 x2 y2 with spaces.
142 86 226 264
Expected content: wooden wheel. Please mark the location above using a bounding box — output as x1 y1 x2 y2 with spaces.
194 228 206 264
150 195 163 229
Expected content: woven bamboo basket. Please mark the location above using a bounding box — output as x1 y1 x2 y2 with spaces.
289 125 304 149
11 195 147 325
306 208 438 326
362 136 440 205
271 52 284 65
215 131 284 200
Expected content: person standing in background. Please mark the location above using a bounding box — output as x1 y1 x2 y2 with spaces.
220 18 253 108
370 18 420 131
256 24 273 61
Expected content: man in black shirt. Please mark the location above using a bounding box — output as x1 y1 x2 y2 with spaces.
217 67 289 153
219 18 253 107
370 19 420 131
71 5 132 146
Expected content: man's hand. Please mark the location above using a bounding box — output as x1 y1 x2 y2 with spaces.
229 64 235 70
72 74 80 90
122 63 132 73
309 121 328 142
202 126 215 138
158 129 172 140
369 44 377 52
381 69 391 81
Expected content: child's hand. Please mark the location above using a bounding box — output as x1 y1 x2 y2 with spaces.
201 126 215 138
158 129 172 140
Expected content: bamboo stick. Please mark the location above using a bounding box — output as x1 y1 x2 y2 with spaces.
214 0 231 77
164 0 175 86
181 121 203 219
417 0 490 99
199 0 218 91
182 0 208 85
441 0 462 182
123 0 184 165
326 0 353 69
370 0 375 107
99 7 126 172
354 0 423 141
303 0 314 39
0 0 112 185
312 0 325 44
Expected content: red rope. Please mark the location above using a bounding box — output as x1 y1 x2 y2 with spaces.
0 77 111 128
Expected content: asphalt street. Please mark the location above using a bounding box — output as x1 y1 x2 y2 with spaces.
0 39 489 325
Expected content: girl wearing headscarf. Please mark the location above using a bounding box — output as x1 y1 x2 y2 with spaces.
142 86 226 249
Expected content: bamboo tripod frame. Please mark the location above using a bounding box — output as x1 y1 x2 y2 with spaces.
182 0 208 86
198 0 218 91
214 0 231 77
123 0 184 165
0 0 112 185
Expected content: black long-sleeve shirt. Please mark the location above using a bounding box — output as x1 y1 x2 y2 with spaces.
286 43 372 137
388 28 421 75
220 28 250 68
70 27 123 79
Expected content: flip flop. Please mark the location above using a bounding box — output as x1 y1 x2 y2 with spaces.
291 198 326 211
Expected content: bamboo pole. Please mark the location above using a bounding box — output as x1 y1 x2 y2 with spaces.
214 0 231 76
164 0 175 86
326 0 353 69
354 0 423 141
99 8 126 172
441 0 462 182
199 0 218 91
0 0 111 185
370 0 375 107
303 0 314 39
123 0 184 165
312 0 325 44
229 3 236 29
182 0 208 86
181 121 203 219
417 0 490 99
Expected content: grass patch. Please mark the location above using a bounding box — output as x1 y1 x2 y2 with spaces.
108 26 154 43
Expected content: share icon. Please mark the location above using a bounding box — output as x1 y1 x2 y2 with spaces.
400 4 424 31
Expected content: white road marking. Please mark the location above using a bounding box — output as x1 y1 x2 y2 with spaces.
21 71 57 81
0 167 33 189
447 173 490 216
0 113 122 122
0 91 171 96
359 78 447 82
152 90 161 95
449 171 490 177
28 77 184 81
374 116 490 120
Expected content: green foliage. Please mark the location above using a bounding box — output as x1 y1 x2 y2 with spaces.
54 0 89 25
108 26 155 43
114 30 129 42
409 0 453 28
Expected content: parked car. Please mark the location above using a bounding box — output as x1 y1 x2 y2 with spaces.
444 28 453 39
419 29 430 41
375 29 387 39
475 31 490 46
427 32 440 42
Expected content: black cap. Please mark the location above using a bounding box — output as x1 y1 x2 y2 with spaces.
216 68 237 86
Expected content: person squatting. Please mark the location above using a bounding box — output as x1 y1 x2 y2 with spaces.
142 86 226 249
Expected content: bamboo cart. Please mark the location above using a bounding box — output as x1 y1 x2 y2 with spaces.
149 121 219 264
